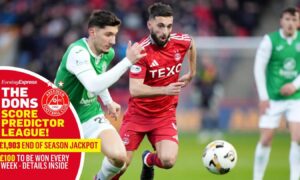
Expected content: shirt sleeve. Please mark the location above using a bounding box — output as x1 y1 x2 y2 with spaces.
292 76 300 89
98 89 113 105
171 33 192 51
66 46 132 94
77 58 132 94
254 35 272 101
129 58 147 79
66 46 92 75
184 34 192 50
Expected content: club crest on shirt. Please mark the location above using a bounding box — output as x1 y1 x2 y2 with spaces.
122 134 130 145
174 50 181 61
130 65 142 74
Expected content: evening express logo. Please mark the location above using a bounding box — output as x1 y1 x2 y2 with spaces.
0 67 100 180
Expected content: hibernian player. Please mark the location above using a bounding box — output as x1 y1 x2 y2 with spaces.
54 10 146 180
253 7 300 180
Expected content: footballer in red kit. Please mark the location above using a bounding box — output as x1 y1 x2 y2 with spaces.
124 33 191 127
113 3 196 180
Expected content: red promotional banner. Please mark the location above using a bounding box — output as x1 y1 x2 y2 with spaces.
0 66 86 180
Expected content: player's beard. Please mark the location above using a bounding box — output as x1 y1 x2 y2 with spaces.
151 33 169 47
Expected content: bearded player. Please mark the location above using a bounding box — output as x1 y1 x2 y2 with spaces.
113 2 196 180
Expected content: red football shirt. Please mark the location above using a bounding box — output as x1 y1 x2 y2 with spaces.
124 33 191 125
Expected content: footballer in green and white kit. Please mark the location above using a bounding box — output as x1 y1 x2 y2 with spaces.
254 29 300 128
55 38 123 137
54 10 146 180
253 7 300 180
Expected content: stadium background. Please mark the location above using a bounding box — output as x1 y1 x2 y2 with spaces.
0 0 297 179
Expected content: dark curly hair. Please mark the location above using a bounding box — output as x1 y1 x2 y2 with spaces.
148 2 173 19
280 7 299 18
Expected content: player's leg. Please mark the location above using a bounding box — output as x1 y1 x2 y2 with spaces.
82 115 126 180
289 122 300 180
112 122 145 180
96 129 127 180
155 140 178 168
286 101 300 180
141 121 178 180
140 140 178 180
111 151 134 180
253 101 282 180
253 128 274 180
111 152 134 180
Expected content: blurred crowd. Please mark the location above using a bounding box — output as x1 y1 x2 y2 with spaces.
0 0 265 83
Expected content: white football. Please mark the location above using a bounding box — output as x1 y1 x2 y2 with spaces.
202 140 238 175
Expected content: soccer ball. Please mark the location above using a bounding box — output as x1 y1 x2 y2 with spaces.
202 140 238 175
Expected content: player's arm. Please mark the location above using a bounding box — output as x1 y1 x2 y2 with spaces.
292 76 300 89
254 35 272 114
67 42 146 94
98 89 120 120
178 38 197 87
98 89 113 105
280 75 300 96
129 78 184 97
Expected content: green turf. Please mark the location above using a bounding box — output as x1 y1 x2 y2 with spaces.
80 132 290 180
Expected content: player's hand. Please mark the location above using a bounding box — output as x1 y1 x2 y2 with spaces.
178 73 193 87
106 101 121 120
259 100 269 115
280 83 297 96
164 82 185 95
126 41 147 64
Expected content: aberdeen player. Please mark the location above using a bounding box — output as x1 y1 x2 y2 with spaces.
113 2 196 179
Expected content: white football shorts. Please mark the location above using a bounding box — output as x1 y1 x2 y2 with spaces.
259 100 300 129
81 114 115 138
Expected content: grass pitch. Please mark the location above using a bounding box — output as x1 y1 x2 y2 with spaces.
80 132 290 180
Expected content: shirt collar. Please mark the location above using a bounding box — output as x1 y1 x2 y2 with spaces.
279 29 297 41
83 38 103 59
